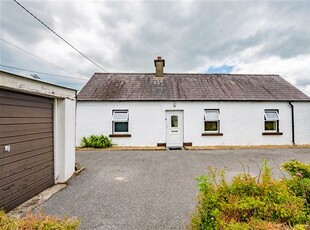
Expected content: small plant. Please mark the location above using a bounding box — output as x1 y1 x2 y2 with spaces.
190 160 310 230
0 210 80 229
80 134 112 148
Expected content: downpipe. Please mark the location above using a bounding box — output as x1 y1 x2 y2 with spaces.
288 101 295 145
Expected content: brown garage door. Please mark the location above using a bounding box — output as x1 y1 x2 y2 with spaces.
0 88 54 212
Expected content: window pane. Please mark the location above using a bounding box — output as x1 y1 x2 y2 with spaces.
205 121 218 131
205 110 219 121
113 111 128 121
171 115 178 127
265 111 279 120
115 122 128 132
265 121 276 131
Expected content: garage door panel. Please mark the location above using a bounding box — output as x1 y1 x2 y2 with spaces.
0 123 52 133
0 152 53 180
0 89 53 104
0 165 54 200
0 161 53 186
0 146 53 166
0 96 53 109
0 88 54 212
0 105 52 118
0 117 53 125
0 132 53 146
0 176 54 212
0 137 53 159
0 127 53 139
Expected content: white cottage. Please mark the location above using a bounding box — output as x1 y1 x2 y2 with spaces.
76 57 310 148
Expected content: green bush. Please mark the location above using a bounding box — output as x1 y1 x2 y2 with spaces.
190 161 310 230
282 160 310 214
0 210 80 229
81 134 112 148
282 159 310 178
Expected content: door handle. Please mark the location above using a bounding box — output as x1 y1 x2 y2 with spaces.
171 130 178 133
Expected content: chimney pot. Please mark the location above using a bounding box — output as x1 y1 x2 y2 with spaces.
154 56 165 78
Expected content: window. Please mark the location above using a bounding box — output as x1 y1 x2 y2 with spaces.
264 110 279 132
171 115 178 127
112 110 129 133
204 110 220 132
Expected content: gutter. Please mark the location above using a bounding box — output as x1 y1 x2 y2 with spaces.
288 102 295 145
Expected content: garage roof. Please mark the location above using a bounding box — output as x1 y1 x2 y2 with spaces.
0 70 76 100
77 73 310 102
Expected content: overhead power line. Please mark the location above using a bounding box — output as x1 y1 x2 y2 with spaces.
0 37 72 75
0 64 88 81
13 0 108 73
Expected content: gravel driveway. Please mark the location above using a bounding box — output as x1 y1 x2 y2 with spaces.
39 148 310 230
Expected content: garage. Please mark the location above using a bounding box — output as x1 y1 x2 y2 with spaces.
0 89 54 211
0 70 76 212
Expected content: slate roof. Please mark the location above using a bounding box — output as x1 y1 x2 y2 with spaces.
77 73 310 101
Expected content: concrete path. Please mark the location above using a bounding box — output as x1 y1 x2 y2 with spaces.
39 149 310 230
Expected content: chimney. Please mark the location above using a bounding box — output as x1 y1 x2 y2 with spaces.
154 56 165 78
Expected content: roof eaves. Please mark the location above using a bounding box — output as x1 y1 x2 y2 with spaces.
77 98 310 102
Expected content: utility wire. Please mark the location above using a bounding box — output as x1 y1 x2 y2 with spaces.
13 0 108 73
0 37 73 75
0 64 88 81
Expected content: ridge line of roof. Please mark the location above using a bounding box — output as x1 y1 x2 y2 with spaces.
93 72 280 77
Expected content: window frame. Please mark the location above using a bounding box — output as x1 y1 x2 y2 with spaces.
112 110 129 134
264 109 279 132
204 109 220 133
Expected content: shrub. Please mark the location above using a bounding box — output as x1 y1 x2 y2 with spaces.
282 160 310 214
282 160 310 178
81 134 112 148
0 210 80 229
190 161 310 230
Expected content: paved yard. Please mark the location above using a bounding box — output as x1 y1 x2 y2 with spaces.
39 149 310 230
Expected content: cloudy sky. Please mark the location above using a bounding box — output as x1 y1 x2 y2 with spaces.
1 0 310 95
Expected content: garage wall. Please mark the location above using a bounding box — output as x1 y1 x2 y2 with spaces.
0 89 54 212
53 98 76 183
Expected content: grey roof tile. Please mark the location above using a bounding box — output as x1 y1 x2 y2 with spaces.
77 73 310 101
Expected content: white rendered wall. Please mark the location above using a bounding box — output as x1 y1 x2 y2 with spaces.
54 98 76 183
294 102 310 145
76 101 310 146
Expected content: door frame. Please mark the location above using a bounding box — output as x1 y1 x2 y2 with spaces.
165 110 184 147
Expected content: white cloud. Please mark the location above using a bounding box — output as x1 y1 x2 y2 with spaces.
233 51 310 96
0 0 309 94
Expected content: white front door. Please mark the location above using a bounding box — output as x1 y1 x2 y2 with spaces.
166 111 184 147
